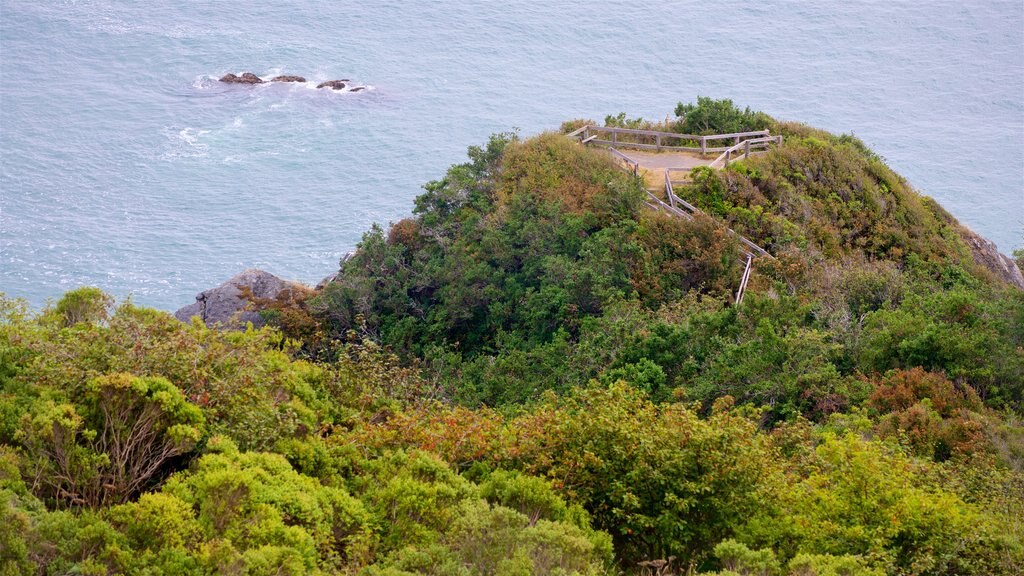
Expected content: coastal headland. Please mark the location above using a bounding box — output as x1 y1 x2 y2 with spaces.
5 100 1024 575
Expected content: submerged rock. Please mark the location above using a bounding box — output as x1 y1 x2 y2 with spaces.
174 269 306 328
220 72 264 84
316 80 348 90
271 75 306 83
349 86 366 92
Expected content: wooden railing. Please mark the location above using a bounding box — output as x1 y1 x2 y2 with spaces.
568 125 773 154
659 170 770 305
665 166 698 184
735 255 754 305
661 170 770 260
607 147 640 176
567 124 778 305
707 135 783 169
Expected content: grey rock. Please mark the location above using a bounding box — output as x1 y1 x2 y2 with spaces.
959 226 1024 289
316 80 348 90
271 75 306 83
175 269 304 328
220 72 264 84
315 272 339 290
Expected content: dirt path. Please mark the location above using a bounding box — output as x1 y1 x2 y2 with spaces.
621 150 712 171
609 149 714 188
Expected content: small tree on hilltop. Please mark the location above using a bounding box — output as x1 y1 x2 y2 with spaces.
674 96 772 135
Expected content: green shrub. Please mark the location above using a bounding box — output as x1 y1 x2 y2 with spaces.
46 286 113 327
17 373 204 508
164 436 372 571
674 97 772 136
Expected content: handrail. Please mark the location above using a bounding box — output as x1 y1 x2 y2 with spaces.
566 126 777 305
663 170 769 259
646 190 692 220
578 125 770 141
565 125 590 139
577 129 775 305
568 124 775 154
708 135 782 169
664 169 701 213
735 255 754 305
666 166 696 184
698 129 772 141
599 126 697 138
607 147 639 176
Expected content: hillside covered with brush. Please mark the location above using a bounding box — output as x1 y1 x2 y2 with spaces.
3 99 1023 575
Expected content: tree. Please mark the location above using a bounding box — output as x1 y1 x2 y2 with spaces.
674 97 772 136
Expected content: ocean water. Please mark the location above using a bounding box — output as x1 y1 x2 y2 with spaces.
2 0 1022 311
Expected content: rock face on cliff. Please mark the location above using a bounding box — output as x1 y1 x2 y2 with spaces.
959 226 1024 289
175 269 303 327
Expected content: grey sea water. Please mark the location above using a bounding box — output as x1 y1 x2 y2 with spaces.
2 0 1022 310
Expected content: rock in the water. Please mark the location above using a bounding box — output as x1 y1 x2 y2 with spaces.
220 72 264 84
271 75 306 83
174 269 305 328
959 225 1024 289
349 86 366 92
316 80 348 90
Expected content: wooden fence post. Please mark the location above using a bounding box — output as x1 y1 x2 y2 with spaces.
665 169 675 208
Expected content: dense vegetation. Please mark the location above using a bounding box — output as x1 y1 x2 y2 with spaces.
3 99 1023 575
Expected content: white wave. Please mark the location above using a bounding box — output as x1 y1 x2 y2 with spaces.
159 126 210 160
179 127 209 146
191 75 217 90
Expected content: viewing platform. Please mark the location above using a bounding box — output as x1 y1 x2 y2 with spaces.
566 124 782 186
566 124 784 304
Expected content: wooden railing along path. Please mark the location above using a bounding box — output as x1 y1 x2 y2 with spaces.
708 134 783 169
569 124 779 304
566 124 777 155
606 147 640 177
656 170 769 304
662 170 770 260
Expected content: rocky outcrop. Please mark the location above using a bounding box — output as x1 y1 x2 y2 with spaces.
316 80 349 90
315 272 339 290
175 269 306 328
959 226 1024 289
220 72 264 84
216 73 368 91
